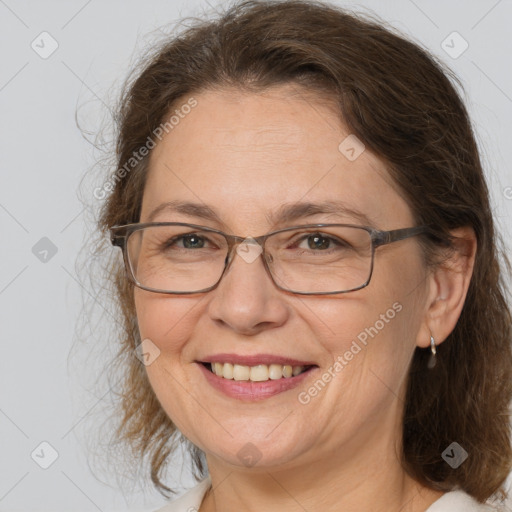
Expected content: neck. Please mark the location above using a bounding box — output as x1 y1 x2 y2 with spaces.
201 461 443 512
199 416 444 512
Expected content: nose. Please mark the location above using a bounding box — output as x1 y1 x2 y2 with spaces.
206 242 290 335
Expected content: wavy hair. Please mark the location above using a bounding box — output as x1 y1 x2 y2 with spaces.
89 0 511 504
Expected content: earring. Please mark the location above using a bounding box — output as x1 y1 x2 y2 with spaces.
427 335 437 369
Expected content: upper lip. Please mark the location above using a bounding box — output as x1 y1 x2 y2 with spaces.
198 353 317 367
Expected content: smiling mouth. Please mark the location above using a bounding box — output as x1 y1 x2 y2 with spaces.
200 362 316 381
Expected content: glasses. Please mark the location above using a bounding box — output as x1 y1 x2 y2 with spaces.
110 222 429 295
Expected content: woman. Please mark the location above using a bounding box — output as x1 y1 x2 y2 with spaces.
98 0 512 510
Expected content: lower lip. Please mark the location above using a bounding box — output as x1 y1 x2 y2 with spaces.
197 363 317 401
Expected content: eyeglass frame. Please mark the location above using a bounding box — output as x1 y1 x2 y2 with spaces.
110 221 430 295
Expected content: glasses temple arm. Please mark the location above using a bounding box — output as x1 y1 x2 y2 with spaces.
374 226 430 247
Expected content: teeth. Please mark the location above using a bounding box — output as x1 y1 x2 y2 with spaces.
269 364 284 380
210 362 307 381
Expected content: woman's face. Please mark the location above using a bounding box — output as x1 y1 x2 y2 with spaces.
135 85 430 471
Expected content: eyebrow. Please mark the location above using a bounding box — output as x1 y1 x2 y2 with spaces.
145 199 375 229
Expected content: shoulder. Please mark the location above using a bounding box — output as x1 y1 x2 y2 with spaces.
153 476 212 512
426 489 507 512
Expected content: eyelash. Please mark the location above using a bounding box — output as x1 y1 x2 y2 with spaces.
164 232 347 252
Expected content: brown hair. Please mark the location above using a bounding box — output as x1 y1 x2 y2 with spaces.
92 0 512 504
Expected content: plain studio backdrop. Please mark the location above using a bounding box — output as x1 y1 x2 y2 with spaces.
0 0 511 511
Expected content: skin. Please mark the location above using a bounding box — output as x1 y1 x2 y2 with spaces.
134 85 476 512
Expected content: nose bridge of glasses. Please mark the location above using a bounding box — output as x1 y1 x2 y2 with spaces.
226 234 267 266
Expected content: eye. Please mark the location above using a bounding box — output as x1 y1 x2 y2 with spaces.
144 227 227 255
295 233 349 251
302 233 331 250
171 233 207 249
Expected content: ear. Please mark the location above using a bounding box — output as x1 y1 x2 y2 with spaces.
416 226 477 348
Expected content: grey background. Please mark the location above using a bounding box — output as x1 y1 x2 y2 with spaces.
1 0 511 511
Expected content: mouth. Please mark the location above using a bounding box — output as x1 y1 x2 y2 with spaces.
195 353 320 401
197 360 319 401
199 361 316 381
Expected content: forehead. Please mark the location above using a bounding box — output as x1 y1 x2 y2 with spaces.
142 86 412 232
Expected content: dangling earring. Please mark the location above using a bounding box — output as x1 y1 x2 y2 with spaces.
427 335 437 369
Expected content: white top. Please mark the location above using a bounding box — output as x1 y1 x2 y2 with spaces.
154 476 501 511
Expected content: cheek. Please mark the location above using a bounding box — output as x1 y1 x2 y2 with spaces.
133 291 206 428
134 290 199 359
352 254 427 374
309 255 426 382
316 297 409 362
